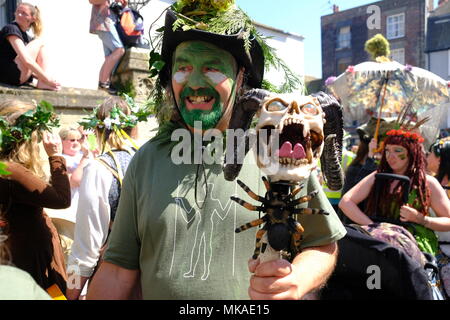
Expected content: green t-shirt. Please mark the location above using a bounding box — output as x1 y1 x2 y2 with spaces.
0 265 51 300
103 140 346 299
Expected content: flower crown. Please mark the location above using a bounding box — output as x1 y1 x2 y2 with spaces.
78 95 153 131
0 101 59 156
386 129 425 143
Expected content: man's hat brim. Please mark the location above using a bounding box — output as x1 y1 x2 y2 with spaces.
160 10 264 88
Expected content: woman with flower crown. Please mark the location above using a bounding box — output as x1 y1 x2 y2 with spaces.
66 96 145 300
0 99 70 294
339 128 450 266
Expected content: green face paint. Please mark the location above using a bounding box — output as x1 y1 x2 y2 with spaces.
178 87 222 130
172 41 238 130
385 146 408 160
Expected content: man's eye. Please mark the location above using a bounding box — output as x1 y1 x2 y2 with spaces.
266 101 287 112
204 67 220 72
178 66 191 72
301 104 319 115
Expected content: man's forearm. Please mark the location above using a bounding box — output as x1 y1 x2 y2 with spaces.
292 242 338 298
86 262 140 300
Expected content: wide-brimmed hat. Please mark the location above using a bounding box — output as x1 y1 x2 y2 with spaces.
159 9 264 89
356 117 397 143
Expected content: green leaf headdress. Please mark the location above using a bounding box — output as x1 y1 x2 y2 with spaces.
0 100 59 157
149 0 302 116
78 95 153 151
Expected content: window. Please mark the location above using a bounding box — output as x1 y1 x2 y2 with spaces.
0 0 7 29
337 26 351 49
448 49 450 80
387 13 405 39
337 57 352 75
391 48 405 65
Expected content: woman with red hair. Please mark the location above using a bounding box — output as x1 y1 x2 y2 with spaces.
339 129 450 265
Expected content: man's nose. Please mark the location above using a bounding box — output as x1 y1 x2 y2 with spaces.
187 69 208 90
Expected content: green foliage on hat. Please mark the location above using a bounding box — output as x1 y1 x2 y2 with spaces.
365 33 391 60
149 0 302 98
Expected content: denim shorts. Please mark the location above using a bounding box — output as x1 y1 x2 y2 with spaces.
97 24 123 57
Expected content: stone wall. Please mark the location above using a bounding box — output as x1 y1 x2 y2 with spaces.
0 82 158 145
112 47 154 105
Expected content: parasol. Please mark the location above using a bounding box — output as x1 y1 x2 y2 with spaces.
327 60 450 146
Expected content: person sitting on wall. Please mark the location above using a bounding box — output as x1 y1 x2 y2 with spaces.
0 3 60 90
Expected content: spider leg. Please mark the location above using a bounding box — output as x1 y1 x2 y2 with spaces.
231 196 263 212
292 208 329 215
288 218 304 252
289 190 319 206
253 228 268 260
286 184 305 200
235 216 267 233
237 180 265 203
261 176 271 192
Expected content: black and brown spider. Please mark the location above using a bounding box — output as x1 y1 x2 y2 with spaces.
232 176 329 260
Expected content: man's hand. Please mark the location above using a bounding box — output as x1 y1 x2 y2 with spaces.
248 242 338 300
248 259 302 300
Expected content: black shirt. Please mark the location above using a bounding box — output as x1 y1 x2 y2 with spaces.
0 22 30 85
0 22 29 62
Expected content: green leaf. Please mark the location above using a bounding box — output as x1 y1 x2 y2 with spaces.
0 162 11 176
152 60 165 71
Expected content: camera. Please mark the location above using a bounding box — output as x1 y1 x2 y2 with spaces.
109 2 124 16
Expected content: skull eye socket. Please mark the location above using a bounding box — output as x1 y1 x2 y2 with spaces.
301 103 319 115
266 100 287 112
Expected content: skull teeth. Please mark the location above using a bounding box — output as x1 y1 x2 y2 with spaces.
278 157 309 166
283 118 302 128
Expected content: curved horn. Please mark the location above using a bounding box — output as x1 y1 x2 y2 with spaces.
223 89 270 181
311 92 344 191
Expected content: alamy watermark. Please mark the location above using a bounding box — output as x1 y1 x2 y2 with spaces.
366 265 381 290
367 5 381 30
170 121 280 170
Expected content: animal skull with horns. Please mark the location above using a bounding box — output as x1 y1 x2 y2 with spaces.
224 89 344 190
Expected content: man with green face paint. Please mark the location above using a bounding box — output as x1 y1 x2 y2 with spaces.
172 41 240 131
87 2 345 300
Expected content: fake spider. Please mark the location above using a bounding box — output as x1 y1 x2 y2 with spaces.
232 176 329 261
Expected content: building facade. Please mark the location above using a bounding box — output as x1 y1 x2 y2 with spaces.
426 0 450 81
321 0 429 80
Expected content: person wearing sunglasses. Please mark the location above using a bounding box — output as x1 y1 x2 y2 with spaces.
58 128 94 226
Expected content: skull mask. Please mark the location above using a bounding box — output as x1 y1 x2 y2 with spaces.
254 93 326 183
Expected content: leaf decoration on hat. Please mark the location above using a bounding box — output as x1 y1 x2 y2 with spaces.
149 0 302 104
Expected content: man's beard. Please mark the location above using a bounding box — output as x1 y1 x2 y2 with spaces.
178 87 223 130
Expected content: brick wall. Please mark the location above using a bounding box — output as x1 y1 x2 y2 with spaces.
321 0 426 80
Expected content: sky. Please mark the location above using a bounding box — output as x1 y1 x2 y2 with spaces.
236 0 440 79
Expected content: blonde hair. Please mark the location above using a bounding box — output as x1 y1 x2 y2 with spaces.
59 127 80 141
95 96 133 152
0 99 46 180
19 2 43 37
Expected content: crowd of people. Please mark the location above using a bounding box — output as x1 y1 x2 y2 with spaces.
0 0 450 301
